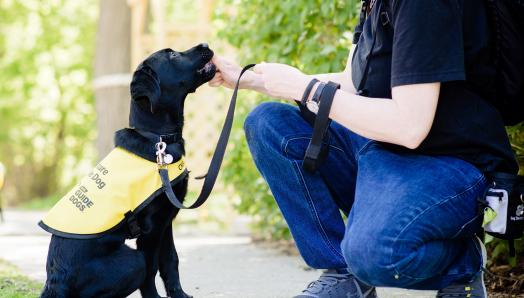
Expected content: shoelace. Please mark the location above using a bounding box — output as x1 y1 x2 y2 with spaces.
302 274 346 295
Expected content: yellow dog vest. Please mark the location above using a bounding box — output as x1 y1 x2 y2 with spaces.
39 147 187 239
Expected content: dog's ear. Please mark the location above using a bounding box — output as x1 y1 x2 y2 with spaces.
130 64 161 114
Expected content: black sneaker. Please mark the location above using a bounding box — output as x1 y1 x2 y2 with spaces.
436 237 488 298
294 270 378 298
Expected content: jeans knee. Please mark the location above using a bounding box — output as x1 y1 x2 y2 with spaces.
341 235 398 286
244 102 297 146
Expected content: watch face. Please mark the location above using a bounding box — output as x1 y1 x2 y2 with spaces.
306 101 319 114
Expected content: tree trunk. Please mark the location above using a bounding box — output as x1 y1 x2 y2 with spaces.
94 0 132 158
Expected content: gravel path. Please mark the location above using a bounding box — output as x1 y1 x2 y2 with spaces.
0 210 435 297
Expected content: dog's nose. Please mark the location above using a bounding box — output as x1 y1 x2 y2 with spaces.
200 43 209 49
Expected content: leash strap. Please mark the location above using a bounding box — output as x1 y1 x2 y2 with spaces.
295 79 321 125
303 81 340 173
159 64 256 209
300 79 319 105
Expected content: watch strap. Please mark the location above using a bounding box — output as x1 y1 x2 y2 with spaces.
300 79 320 106
310 82 326 104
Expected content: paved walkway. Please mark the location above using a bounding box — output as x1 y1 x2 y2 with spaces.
0 210 435 297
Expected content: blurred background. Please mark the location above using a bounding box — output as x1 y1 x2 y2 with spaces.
0 0 522 297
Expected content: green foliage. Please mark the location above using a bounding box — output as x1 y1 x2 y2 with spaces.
215 1 360 239
485 235 521 267
507 124 524 175
220 91 293 239
215 0 359 72
0 0 97 204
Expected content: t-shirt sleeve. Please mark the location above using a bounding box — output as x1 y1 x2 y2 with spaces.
390 0 465 87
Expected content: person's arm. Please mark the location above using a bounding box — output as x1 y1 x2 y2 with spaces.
308 72 356 94
252 61 440 149
328 83 439 149
209 55 438 149
209 46 357 95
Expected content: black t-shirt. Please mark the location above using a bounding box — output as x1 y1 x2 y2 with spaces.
352 0 518 173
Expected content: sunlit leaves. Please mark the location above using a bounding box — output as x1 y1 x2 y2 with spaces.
0 0 97 203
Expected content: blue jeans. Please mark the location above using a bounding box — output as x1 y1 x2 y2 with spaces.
244 102 487 290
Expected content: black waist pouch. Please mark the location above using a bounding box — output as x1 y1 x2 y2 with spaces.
481 172 524 255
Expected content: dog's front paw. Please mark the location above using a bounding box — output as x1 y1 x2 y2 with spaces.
169 289 193 298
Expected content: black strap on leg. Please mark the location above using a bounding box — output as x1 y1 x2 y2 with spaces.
303 81 340 173
159 64 256 209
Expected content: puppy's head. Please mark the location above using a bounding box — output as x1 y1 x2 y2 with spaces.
129 43 216 134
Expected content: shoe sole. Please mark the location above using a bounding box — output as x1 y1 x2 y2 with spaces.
476 236 488 298
362 288 377 298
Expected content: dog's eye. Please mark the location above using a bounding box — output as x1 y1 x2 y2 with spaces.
170 52 181 59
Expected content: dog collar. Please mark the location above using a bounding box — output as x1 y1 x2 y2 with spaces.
134 129 182 144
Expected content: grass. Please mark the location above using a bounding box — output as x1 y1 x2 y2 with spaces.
0 259 42 298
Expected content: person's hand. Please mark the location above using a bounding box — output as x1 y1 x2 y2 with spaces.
253 62 310 101
208 56 241 89
208 56 265 91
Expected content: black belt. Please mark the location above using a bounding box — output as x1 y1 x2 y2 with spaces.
158 64 256 209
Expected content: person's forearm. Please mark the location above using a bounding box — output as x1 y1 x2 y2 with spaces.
240 71 268 93
243 70 356 98
309 72 356 94
328 89 433 149
244 54 438 149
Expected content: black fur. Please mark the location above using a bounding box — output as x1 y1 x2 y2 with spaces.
114 128 184 163
41 44 216 298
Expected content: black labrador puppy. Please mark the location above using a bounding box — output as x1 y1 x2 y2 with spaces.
40 44 216 298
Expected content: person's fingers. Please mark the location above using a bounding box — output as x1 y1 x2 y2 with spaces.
212 55 233 69
209 72 222 83
211 56 226 71
253 62 266 74
209 77 222 86
209 79 223 87
211 55 221 65
208 73 223 87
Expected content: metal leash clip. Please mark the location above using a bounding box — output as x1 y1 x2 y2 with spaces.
155 137 175 168
155 139 168 168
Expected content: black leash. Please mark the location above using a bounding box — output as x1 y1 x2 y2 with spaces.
302 81 340 172
157 64 256 209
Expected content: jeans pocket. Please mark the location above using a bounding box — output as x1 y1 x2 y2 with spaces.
281 133 346 161
281 135 311 160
